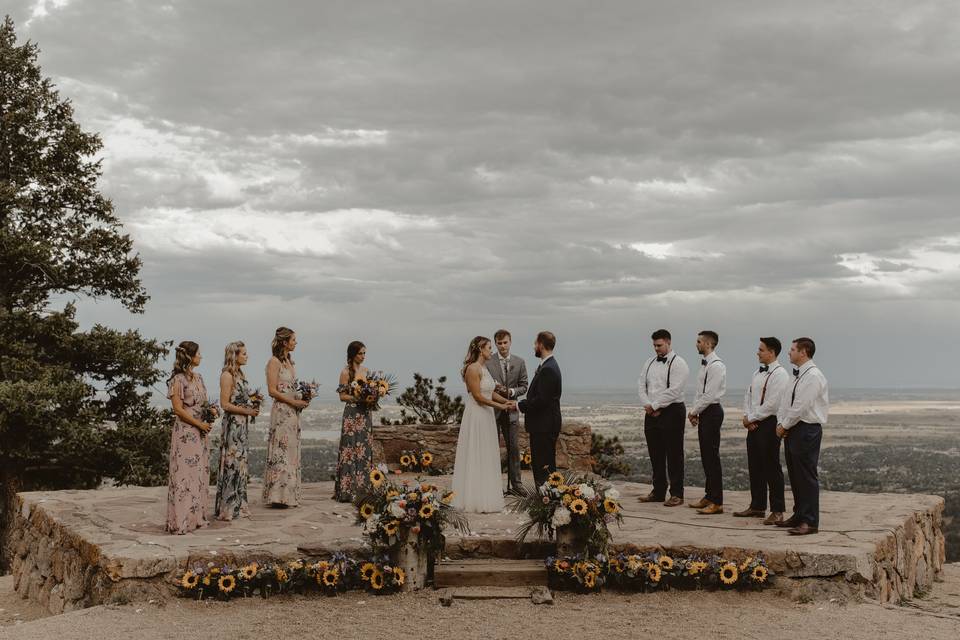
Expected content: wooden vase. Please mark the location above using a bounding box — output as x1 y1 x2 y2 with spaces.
391 530 429 591
556 526 583 557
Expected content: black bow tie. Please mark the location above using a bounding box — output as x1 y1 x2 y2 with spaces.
656 356 667 363
759 365 769 373
701 359 708 366
793 368 800 377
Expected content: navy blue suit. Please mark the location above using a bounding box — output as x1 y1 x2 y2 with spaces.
518 356 562 486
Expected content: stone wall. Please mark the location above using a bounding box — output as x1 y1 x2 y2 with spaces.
371 421 593 472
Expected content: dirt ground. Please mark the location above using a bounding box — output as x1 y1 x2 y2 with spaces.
2 566 959 640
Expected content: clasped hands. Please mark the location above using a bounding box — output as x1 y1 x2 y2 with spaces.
643 404 661 417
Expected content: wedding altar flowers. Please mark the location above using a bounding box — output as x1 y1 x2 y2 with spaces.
337 371 396 412
510 471 624 557
397 448 441 475
603 552 773 592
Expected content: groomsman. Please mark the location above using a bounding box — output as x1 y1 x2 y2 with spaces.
775 338 829 536
687 331 726 514
486 329 529 494
637 329 690 507
735 337 788 525
518 331 562 487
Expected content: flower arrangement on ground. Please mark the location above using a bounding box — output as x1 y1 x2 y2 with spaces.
509 470 623 556
397 448 440 475
601 552 772 592
545 554 608 592
337 371 396 412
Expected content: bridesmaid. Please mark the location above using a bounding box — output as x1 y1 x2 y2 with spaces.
166 341 213 535
334 341 374 503
214 341 259 521
263 327 309 508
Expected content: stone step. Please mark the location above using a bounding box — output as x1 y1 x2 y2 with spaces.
433 559 546 588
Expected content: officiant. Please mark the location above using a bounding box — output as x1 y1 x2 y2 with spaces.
486 329 529 494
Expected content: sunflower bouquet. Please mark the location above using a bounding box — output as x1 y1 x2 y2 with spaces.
357 556 407 594
509 470 624 557
398 449 440 475
545 554 607 593
247 386 265 423
337 371 396 412
354 469 469 557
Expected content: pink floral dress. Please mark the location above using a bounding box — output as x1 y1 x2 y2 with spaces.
262 361 301 506
166 373 210 534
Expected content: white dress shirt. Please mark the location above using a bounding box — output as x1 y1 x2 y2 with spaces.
777 360 829 429
691 351 726 415
743 361 789 423
638 351 689 411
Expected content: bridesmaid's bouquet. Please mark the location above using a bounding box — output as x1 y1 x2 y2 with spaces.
294 379 320 412
337 371 396 412
200 399 221 425
247 387 265 423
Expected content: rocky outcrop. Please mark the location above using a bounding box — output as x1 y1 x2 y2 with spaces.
371 421 593 472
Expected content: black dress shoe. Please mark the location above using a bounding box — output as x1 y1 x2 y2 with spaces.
775 516 800 528
788 522 819 536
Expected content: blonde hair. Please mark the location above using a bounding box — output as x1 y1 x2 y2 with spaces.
222 341 246 381
272 327 295 364
461 336 490 380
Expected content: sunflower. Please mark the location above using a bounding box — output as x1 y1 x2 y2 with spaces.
419 503 435 518
739 556 755 572
240 564 258 580
751 565 769 583
407 492 419 501
583 572 597 589
386 488 400 499
609 558 623 573
359 503 375 519
370 570 385 590
626 556 642 572
383 520 400 535
658 555 674 571
522 452 531 465
647 564 662 583
209 567 221 575
369 468 385 488
720 563 739 585
421 452 433 466
603 498 620 514
218 574 237 593
287 560 304 571
360 562 377 581
314 560 330 572
275 568 289 584
399 454 412 468
180 571 199 589
547 471 564 487
562 494 573 506
393 567 406 586
442 491 455 504
321 569 339 587
688 561 708 576
569 498 588 515
202 575 212 587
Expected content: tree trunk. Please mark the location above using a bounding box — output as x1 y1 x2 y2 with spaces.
0 469 22 573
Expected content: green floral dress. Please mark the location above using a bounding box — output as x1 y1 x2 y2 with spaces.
214 375 251 520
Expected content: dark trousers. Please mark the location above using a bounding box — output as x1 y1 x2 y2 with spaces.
497 412 521 491
529 431 558 487
643 402 685 499
784 421 822 527
697 403 724 505
746 416 786 512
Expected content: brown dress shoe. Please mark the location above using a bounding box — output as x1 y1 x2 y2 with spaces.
733 507 765 518
688 498 711 509
787 522 819 535
697 503 723 515
663 496 684 507
763 512 784 526
775 515 800 528
637 492 665 503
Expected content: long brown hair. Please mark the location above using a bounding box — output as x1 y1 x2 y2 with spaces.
272 327 295 364
222 340 246 381
168 340 199 385
347 341 365 382
461 336 490 380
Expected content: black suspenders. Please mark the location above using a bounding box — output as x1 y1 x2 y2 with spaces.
702 359 722 393
790 366 818 406
644 355 677 394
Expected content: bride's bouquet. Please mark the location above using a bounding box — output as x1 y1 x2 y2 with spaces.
337 371 396 412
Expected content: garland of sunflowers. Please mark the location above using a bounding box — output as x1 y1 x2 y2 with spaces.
510 471 773 594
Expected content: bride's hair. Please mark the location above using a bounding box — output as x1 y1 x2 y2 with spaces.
461 336 490 380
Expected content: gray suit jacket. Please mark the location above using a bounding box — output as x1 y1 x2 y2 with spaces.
485 354 529 424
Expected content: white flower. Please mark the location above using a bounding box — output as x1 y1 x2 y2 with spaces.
389 502 405 518
606 487 621 501
551 506 572 528
578 484 596 500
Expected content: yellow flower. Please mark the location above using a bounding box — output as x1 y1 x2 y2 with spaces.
647 564 662 583
314 561 329 572
369 468 385 488
751 565 768 583
522 452 531 465
603 498 620 514
218 574 236 593
240 564 258 580
609 558 623 573
562 494 573 506
626 556 642 572
569 499 588 515
202 575 211 587
360 562 377 581
393 567 406 586
399 455 412 467
287 560 304 571
442 491 455 504
383 520 400 535
688 561 708 576
359 503 375 519
658 555 674 571
321 569 339 587
386 488 400 499
419 503 435 518
275 568 289 583
209 567 221 575
407 492 419 501
547 472 564 487
421 452 433 466
370 570 385 590
180 571 199 589
720 563 739 585
584 572 596 588
740 556 755 572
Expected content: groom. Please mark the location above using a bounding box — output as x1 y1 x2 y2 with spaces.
518 331 562 487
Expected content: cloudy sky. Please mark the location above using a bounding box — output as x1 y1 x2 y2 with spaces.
10 1 960 391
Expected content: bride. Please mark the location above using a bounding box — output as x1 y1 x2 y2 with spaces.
452 336 515 513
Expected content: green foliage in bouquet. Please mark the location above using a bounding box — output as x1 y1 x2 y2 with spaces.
380 373 465 425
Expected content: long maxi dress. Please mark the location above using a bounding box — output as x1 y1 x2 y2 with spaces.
452 368 504 513
214 376 251 520
333 382 374 502
262 361 302 506
166 372 211 534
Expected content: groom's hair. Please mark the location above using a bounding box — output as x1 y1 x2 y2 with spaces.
651 329 671 342
494 329 511 341
536 331 556 351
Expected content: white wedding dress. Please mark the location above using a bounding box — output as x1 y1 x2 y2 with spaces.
452 367 504 513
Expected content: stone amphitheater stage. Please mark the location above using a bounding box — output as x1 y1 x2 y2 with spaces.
6 474 945 614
